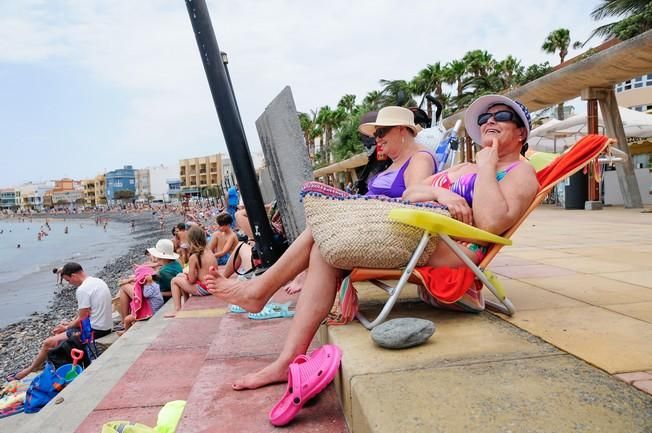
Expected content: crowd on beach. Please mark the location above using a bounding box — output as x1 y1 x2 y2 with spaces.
0 184 265 381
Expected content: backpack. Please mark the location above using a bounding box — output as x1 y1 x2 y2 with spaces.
24 362 66 413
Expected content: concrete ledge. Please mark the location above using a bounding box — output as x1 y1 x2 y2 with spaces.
15 302 174 433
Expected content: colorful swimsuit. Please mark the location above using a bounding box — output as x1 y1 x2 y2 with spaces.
367 150 437 198
429 162 521 260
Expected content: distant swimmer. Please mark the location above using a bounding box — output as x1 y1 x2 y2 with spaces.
64 226 69 234
17 244 21 248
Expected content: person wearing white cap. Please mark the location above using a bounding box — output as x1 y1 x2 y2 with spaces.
357 106 438 198
116 239 182 326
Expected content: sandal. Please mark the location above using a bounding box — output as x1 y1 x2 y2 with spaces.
247 302 294 320
268 344 342 426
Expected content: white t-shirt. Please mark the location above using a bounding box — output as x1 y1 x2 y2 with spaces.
76 276 113 331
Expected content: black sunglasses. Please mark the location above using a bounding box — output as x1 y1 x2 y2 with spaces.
477 110 523 126
373 126 395 138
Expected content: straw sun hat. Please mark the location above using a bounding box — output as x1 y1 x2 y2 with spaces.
359 106 423 137
147 239 180 260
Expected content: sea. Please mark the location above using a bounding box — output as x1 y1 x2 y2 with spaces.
0 218 137 328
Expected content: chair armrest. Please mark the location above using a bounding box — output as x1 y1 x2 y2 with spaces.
388 208 512 245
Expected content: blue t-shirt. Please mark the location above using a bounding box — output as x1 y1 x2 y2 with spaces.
227 186 239 207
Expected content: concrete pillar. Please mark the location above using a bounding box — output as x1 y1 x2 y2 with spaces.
255 86 313 242
581 88 643 208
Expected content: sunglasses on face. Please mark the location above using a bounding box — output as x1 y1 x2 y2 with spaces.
373 126 394 138
477 110 522 126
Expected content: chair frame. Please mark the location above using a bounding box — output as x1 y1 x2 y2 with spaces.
356 137 615 330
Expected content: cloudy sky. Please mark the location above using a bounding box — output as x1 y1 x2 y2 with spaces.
0 0 608 186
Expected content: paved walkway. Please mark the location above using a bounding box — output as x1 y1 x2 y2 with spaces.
6 205 651 432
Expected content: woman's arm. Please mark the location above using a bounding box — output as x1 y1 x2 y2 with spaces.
472 140 538 234
403 152 436 188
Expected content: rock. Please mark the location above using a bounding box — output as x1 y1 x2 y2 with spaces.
370 318 435 349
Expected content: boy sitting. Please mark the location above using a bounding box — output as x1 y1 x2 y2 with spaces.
208 213 238 266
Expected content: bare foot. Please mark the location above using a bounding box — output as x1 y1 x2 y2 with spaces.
283 270 307 295
9 368 30 381
232 358 291 390
164 311 177 318
205 266 267 312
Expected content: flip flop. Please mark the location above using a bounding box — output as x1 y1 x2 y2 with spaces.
228 304 247 314
247 302 295 320
4 371 20 382
268 344 342 426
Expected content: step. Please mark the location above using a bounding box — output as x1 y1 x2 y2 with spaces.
175 295 348 432
323 287 652 433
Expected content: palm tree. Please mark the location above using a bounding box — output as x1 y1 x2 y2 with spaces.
411 62 446 118
495 55 524 90
362 90 383 110
443 60 468 105
378 79 416 107
542 28 571 119
462 50 495 78
316 106 347 164
588 0 652 41
337 94 357 114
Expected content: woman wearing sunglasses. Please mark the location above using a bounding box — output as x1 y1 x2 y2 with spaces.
402 94 538 265
204 95 538 392
358 106 438 197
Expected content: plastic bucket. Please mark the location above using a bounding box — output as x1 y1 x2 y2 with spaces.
56 364 83 384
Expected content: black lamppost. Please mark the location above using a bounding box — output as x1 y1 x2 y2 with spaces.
184 0 282 267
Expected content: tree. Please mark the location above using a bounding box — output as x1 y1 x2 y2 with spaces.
588 0 652 41
316 106 347 165
518 62 553 85
542 28 571 119
495 55 524 90
411 62 446 118
362 90 383 110
443 60 468 109
337 94 357 114
331 111 365 161
378 79 416 107
462 50 495 78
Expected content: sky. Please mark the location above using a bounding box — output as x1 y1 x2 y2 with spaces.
0 0 610 187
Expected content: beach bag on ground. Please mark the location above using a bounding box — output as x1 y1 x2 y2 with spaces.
24 362 65 413
302 182 449 270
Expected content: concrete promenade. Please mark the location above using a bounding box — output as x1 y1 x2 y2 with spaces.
4 205 651 432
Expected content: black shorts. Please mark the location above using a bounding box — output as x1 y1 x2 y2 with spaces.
66 327 112 339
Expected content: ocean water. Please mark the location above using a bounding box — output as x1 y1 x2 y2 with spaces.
0 218 136 327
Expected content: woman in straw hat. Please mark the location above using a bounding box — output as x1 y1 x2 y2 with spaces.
358 106 438 197
205 95 538 391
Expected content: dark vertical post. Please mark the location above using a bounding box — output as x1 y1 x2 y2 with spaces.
586 99 600 201
184 0 281 265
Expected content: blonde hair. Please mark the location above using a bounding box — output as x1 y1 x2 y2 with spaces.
186 225 207 268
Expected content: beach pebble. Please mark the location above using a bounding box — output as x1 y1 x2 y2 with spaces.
370 318 435 349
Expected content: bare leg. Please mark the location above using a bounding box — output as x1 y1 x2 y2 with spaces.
233 243 343 390
165 277 185 317
118 283 134 323
205 229 314 312
14 333 68 380
283 270 307 295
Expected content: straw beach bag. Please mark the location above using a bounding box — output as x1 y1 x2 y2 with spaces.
302 182 449 270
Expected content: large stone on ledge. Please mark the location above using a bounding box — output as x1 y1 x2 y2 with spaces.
371 318 435 349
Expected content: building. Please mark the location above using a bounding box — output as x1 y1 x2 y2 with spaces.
167 179 182 202
615 73 652 112
179 154 223 197
82 179 97 207
94 175 106 206
135 169 151 202
0 189 18 210
49 179 83 208
17 182 54 210
105 165 136 203
148 164 180 202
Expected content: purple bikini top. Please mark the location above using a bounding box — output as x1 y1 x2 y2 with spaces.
366 150 437 198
